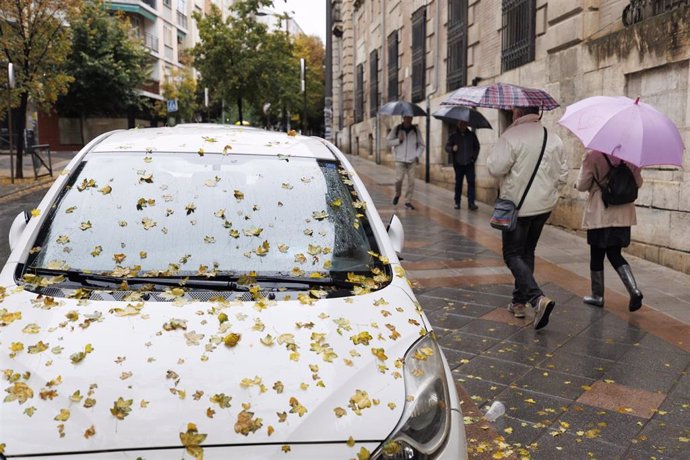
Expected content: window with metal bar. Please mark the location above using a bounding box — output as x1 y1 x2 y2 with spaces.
411 7 426 102
369 50 379 117
446 0 468 91
651 0 689 15
501 0 536 72
355 64 364 123
387 31 399 101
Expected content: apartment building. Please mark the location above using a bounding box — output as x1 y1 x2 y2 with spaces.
329 0 690 273
38 0 206 150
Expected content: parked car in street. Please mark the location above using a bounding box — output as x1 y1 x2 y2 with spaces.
1 125 467 459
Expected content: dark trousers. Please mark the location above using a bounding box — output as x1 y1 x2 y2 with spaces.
502 212 551 306
590 246 628 271
453 163 476 206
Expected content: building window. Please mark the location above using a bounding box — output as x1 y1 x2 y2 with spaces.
355 63 364 123
501 0 536 72
163 0 171 8
651 0 690 15
411 7 426 103
369 50 379 117
446 0 468 91
387 31 398 101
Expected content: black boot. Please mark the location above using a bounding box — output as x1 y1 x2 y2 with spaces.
616 264 643 312
583 270 604 307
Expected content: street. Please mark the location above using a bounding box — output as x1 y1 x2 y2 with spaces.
0 188 46 265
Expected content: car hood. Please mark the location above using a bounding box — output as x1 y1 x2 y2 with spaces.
0 281 427 456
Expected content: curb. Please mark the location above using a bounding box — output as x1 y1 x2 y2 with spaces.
0 176 55 202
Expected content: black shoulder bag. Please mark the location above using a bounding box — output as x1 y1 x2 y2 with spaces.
490 127 548 232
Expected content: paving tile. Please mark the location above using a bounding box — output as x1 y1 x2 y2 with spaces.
538 350 613 380
561 335 634 361
623 448 676 460
452 369 507 408
576 381 666 419
631 419 690 458
557 403 646 447
482 341 548 367
633 333 689 354
579 315 648 345
506 327 575 352
426 310 475 330
617 345 690 375
531 431 626 460
654 394 690 427
440 347 475 370
493 387 571 425
437 331 501 355
491 416 547 448
454 355 531 386
480 307 532 327
513 368 595 401
459 318 523 340
603 362 679 394
416 294 455 312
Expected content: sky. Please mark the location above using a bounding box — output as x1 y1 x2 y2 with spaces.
271 0 327 43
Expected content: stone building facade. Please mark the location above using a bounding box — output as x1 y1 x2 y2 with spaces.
329 0 690 274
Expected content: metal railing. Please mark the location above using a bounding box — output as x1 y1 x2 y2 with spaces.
411 7 426 103
501 0 536 72
447 0 468 91
142 32 159 52
177 11 188 29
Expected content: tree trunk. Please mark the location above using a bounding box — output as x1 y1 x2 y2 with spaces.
237 97 243 125
14 92 29 179
79 113 86 146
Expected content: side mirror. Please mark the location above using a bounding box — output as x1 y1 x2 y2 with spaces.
387 214 404 255
9 210 30 252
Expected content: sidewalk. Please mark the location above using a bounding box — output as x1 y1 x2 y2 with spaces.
347 154 690 459
0 150 75 201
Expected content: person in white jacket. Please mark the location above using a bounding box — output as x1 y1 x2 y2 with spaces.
387 115 425 210
487 106 568 330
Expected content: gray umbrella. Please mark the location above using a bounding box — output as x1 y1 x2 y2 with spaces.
432 106 492 129
378 100 427 117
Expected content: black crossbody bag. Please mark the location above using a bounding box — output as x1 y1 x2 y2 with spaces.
490 128 548 232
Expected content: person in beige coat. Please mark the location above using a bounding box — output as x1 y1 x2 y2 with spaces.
488 106 568 329
576 149 644 311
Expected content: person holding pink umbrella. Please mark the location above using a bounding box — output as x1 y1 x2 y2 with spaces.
575 150 644 311
561 95 685 311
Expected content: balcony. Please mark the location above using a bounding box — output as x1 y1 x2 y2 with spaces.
177 11 188 30
142 32 159 53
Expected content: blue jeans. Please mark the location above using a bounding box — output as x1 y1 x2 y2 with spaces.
502 212 551 306
453 163 476 206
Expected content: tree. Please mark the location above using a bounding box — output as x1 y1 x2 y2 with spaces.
56 0 149 142
161 53 198 125
293 34 325 135
0 0 81 178
193 0 288 124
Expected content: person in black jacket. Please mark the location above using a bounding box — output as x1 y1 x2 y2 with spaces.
445 121 480 210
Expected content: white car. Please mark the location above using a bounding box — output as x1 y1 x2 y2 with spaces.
1 125 467 459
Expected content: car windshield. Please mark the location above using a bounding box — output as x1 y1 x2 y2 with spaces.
27 152 382 283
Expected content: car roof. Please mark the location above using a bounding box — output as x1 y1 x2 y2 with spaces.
88 124 337 160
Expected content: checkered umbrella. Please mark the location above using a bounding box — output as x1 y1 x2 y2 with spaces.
441 82 560 111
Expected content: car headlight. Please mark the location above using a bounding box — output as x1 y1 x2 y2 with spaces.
372 334 451 460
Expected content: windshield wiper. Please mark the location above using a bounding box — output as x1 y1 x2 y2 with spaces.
24 268 235 290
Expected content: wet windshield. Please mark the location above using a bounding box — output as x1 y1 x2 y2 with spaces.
28 153 381 281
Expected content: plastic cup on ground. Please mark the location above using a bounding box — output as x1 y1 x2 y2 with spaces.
483 401 505 422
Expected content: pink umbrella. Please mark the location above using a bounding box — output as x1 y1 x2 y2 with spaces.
558 96 685 167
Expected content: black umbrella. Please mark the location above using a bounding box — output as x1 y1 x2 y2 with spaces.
432 106 492 129
378 100 427 117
